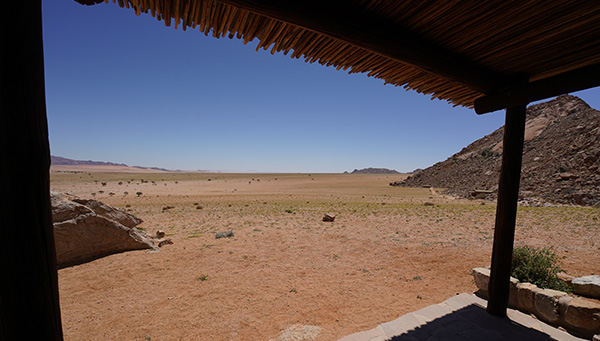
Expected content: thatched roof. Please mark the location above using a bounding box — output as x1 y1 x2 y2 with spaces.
76 0 600 111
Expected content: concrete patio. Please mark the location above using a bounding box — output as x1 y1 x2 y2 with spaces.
340 293 588 341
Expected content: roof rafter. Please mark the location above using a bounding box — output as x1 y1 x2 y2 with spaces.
475 63 600 114
214 0 508 95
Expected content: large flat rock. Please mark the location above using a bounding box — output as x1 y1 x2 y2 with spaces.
572 275 600 299
51 192 154 268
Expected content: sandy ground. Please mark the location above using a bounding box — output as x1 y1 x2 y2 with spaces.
50 171 600 340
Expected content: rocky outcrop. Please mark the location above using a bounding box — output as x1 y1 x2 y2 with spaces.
392 95 600 206
472 267 600 339
51 192 155 268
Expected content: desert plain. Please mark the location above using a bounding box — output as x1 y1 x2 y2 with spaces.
50 169 600 340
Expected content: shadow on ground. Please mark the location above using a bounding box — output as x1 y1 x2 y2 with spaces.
387 304 562 340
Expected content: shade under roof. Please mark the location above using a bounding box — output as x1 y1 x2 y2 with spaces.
77 0 600 109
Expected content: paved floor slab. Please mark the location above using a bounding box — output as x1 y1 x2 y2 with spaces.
340 293 587 341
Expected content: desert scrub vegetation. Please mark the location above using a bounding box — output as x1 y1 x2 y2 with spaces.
511 245 571 292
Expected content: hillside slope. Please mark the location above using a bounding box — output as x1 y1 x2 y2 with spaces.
391 95 600 206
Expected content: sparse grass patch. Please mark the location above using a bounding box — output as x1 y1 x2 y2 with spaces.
185 233 203 239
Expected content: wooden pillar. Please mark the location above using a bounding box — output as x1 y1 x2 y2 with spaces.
487 104 527 316
0 1 64 339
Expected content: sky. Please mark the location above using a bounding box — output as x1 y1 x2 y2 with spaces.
41 1 600 173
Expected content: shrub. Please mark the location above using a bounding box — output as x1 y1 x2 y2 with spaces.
511 245 571 292
481 149 500 158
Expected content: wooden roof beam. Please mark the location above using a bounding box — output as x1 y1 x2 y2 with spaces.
215 0 507 94
475 63 600 114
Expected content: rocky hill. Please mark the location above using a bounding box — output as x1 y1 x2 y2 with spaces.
391 95 600 206
349 167 399 174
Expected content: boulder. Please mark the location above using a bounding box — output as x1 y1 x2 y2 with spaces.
507 277 520 308
534 288 568 323
472 267 490 295
471 267 518 304
51 192 154 268
572 275 600 299
50 192 94 222
516 282 540 313
564 297 600 330
72 198 142 227
557 295 574 323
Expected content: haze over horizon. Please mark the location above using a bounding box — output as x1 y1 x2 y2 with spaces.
42 1 600 173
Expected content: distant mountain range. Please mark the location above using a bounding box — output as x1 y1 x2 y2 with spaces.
50 155 172 172
346 167 400 174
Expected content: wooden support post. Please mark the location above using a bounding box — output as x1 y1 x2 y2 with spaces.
0 1 64 339
487 104 527 317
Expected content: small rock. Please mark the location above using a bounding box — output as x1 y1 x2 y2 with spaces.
572 275 600 299
215 230 235 239
423 202 434 206
158 238 173 247
557 272 576 285
322 213 335 222
559 172 578 180
155 230 166 238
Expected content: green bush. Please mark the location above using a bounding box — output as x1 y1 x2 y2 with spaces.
511 245 571 292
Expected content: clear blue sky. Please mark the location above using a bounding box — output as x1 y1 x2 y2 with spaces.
41 0 600 173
